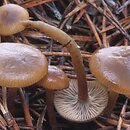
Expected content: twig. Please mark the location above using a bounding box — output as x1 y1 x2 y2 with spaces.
102 0 130 43
123 0 128 46
74 0 102 47
87 1 130 43
0 114 7 127
2 87 8 112
117 99 128 130
101 8 109 48
36 105 46 130
20 0 57 8
117 0 130 13
73 9 85 24
42 51 91 58
65 2 87 18
0 102 6 114
19 88 34 130
101 117 130 129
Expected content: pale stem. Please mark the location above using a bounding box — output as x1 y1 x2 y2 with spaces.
2 87 8 112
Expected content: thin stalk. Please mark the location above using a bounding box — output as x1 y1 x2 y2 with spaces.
46 90 58 130
2 87 8 112
7 88 18 116
87 1 130 43
0 102 6 114
103 91 118 116
3 0 8 5
2 87 20 130
19 88 34 130
22 20 88 102
0 102 12 126
74 0 102 47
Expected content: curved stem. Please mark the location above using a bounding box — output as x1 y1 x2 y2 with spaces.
22 20 88 102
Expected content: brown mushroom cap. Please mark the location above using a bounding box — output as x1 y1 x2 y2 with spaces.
0 43 48 88
89 46 130 95
38 65 69 90
0 4 29 35
54 79 108 122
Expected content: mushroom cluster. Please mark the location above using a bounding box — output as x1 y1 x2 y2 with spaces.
0 3 109 123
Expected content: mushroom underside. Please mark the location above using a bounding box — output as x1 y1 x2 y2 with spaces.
54 79 108 122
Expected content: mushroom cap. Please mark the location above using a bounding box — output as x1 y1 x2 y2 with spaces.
0 43 48 88
89 46 130 95
0 4 29 35
54 79 108 122
38 65 69 90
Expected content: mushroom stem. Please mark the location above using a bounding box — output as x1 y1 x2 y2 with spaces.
7 88 18 116
3 0 8 5
46 90 58 130
103 91 118 116
22 20 88 102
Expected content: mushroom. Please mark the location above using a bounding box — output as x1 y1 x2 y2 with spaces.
38 65 69 90
54 79 108 122
0 4 108 122
89 46 130 96
38 65 69 129
0 42 48 128
0 42 48 87
0 4 29 35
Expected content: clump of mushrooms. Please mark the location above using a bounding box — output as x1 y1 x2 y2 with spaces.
0 3 108 122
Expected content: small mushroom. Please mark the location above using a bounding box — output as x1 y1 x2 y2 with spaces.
0 4 29 35
38 65 69 90
89 46 130 96
38 65 69 130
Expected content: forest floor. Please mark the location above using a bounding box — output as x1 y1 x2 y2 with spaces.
0 0 130 130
